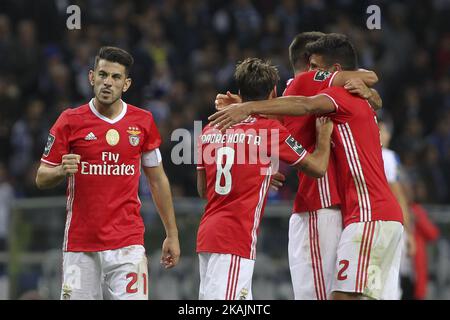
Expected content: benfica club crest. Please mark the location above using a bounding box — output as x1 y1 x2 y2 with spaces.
127 126 141 147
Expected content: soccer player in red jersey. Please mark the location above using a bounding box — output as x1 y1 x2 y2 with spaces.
35 47 180 300
215 32 381 300
209 34 404 300
196 58 334 300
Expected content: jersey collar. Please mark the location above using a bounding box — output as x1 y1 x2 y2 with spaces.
89 98 127 124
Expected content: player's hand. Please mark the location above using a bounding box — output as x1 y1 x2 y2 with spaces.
344 78 372 99
270 172 286 191
316 117 333 137
215 91 241 110
160 236 180 269
208 103 250 131
60 154 81 176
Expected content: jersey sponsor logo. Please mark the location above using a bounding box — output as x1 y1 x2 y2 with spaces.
314 70 332 81
80 152 136 176
285 135 305 156
43 134 55 157
127 126 141 147
106 129 120 146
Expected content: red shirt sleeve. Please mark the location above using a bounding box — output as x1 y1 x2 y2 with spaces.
283 70 338 97
315 86 356 123
269 120 308 166
141 112 162 152
41 111 71 166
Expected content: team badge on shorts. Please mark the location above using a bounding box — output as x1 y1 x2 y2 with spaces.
106 129 120 146
62 284 72 300
127 127 141 147
239 288 249 300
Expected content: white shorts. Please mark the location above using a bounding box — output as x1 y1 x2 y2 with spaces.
61 245 148 300
288 209 342 300
332 221 403 300
198 253 254 300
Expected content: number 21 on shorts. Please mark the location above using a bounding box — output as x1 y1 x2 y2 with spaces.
126 272 147 295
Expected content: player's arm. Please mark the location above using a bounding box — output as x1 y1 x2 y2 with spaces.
389 181 415 256
215 91 284 123
367 88 382 110
343 78 382 110
142 161 180 269
293 117 333 178
35 154 80 189
209 95 335 131
331 69 378 87
197 170 207 199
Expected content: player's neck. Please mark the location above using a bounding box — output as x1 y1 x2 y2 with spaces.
93 98 123 120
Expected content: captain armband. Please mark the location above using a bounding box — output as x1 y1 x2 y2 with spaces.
142 148 162 167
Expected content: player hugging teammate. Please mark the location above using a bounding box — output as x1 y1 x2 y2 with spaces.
210 33 405 300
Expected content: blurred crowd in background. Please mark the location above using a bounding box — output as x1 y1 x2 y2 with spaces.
0 0 449 203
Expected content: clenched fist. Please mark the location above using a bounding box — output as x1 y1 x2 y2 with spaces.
60 154 81 175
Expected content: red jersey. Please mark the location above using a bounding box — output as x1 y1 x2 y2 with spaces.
282 70 341 213
318 87 403 227
196 116 308 259
41 99 161 252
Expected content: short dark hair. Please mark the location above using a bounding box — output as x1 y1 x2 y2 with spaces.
289 31 325 72
234 58 279 101
94 46 134 75
305 33 358 70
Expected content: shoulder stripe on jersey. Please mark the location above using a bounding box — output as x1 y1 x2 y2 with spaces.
249 166 272 260
324 172 332 207
318 178 326 208
318 172 331 208
338 124 371 221
343 123 372 220
63 175 75 251
338 124 366 220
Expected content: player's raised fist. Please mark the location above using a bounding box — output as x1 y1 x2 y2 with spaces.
61 154 81 175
